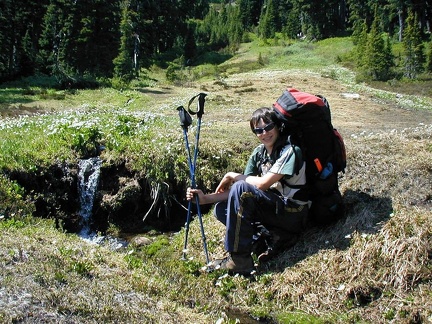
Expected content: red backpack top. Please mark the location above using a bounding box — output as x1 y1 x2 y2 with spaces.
272 88 346 179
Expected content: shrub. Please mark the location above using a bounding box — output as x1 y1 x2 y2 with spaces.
0 175 35 219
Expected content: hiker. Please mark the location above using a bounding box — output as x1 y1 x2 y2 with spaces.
186 107 310 275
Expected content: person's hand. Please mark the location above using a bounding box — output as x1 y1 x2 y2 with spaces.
186 187 205 204
215 173 235 193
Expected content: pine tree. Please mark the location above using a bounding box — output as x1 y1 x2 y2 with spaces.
69 0 121 77
364 8 394 81
403 10 425 79
238 0 253 30
426 38 432 73
37 2 65 76
206 4 229 49
351 15 364 46
20 30 36 76
226 5 243 48
355 20 368 68
1 0 49 80
242 0 263 27
113 5 135 81
283 3 301 39
184 22 197 62
259 0 277 39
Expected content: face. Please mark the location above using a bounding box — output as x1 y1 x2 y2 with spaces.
253 118 279 147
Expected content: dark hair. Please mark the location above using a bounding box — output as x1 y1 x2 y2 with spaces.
249 107 282 132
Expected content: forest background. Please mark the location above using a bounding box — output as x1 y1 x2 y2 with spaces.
1 1 432 323
1 0 432 86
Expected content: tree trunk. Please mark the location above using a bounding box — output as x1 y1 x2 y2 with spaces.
398 10 403 42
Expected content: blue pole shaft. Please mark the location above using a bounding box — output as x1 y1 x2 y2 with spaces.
193 117 210 264
181 129 194 260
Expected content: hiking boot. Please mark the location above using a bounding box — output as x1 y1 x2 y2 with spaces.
213 252 255 276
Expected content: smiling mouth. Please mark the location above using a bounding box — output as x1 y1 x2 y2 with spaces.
261 134 274 142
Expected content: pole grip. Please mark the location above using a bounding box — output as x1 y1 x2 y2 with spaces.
177 106 192 130
188 93 207 118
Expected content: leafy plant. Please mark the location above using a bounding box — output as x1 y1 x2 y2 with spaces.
124 253 144 269
143 236 170 257
71 126 103 157
70 260 94 277
0 175 34 219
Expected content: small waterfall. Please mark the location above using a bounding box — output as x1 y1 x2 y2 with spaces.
76 157 128 250
77 157 102 238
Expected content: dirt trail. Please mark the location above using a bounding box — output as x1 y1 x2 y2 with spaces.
157 70 432 136
4 69 431 135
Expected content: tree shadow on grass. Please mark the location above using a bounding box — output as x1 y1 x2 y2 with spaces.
135 88 171 96
0 88 35 105
260 189 393 273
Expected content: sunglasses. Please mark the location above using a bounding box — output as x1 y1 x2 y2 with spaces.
253 122 276 135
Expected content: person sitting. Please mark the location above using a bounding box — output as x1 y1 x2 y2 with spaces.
186 107 309 275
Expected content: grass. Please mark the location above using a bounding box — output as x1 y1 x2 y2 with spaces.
1 36 432 323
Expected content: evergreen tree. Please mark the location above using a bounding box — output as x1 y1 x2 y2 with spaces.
238 0 254 30
426 38 432 73
295 0 346 39
179 0 209 19
227 5 244 48
355 20 368 68
20 30 36 76
351 13 366 45
37 1 67 77
364 8 394 80
259 0 277 39
384 35 395 75
207 5 229 49
0 0 14 79
239 0 264 28
197 7 216 45
0 0 49 80
184 22 197 62
113 4 135 81
68 0 121 77
402 9 425 79
132 0 158 69
284 4 301 39
387 0 406 42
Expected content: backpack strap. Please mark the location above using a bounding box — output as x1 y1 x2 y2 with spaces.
288 136 302 176
256 139 302 177
256 139 304 193
255 144 267 174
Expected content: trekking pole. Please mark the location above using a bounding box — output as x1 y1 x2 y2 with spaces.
177 93 210 264
177 105 194 261
187 93 209 264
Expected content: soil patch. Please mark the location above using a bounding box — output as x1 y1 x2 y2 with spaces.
147 70 432 137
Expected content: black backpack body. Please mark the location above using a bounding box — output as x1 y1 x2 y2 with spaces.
272 88 346 226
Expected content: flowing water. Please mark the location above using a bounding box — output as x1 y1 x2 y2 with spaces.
77 157 102 237
77 157 128 249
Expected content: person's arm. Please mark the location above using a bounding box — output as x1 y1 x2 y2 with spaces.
216 171 283 192
186 188 229 205
217 143 299 192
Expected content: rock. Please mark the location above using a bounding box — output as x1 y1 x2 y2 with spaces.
341 93 360 99
130 236 152 247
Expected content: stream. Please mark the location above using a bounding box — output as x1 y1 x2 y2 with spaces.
77 157 127 249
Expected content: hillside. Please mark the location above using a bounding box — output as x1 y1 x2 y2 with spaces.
1 39 432 323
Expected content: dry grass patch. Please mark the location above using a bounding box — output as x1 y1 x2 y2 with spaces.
0 221 213 323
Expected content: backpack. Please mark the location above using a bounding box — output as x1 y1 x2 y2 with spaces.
272 88 347 225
